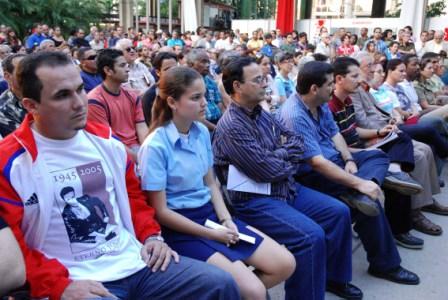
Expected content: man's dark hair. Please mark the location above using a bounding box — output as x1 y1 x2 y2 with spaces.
97 49 124 79
60 186 75 199
264 33 272 39
333 56 360 77
402 54 418 66
16 51 72 103
313 53 328 62
421 52 440 61
222 56 255 95
298 32 307 39
77 47 93 61
297 61 333 95
2 53 26 73
152 52 178 71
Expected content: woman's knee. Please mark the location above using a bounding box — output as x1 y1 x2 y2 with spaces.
238 277 267 300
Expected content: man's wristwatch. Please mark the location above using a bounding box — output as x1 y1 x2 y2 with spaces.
345 158 355 163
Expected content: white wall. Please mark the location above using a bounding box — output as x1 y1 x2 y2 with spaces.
426 16 448 31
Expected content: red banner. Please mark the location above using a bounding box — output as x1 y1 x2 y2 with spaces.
276 0 295 34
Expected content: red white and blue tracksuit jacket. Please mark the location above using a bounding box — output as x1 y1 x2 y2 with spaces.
0 114 160 299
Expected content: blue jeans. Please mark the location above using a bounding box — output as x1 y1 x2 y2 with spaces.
299 150 402 272
232 184 352 300
101 256 239 299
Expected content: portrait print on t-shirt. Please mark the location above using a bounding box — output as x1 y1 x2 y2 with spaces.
52 161 119 258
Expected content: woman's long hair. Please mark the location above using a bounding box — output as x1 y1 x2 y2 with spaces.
148 66 202 134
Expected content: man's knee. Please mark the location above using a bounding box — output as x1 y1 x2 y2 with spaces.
194 262 240 297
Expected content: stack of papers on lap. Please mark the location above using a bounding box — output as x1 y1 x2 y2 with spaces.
366 131 398 150
227 165 271 195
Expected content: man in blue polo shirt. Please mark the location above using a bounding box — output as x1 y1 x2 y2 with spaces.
278 60 419 286
78 47 102 94
26 24 46 49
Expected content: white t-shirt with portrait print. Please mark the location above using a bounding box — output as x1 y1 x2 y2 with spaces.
33 128 146 282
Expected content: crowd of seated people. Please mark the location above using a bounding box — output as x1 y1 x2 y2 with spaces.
1 22 448 300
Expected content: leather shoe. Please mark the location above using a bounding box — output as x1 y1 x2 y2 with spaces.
383 171 423 195
394 232 424 249
326 281 363 300
368 266 420 285
421 199 448 216
340 192 379 217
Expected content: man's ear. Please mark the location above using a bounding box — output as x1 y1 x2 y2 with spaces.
22 97 39 115
334 74 343 85
232 80 241 94
103 66 113 77
310 84 318 95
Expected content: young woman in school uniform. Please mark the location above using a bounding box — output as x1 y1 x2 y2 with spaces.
138 66 295 300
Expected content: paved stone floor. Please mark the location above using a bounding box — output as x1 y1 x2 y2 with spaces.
268 169 448 300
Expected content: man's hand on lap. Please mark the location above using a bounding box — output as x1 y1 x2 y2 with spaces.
141 240 180 272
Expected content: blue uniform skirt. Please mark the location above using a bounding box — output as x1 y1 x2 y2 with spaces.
162 202 263 262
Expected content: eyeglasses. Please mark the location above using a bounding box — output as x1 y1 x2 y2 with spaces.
86 55 97 60
243 75 264 85
125 46 136 52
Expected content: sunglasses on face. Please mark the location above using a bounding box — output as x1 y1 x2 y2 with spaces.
125 47 136 52
86 55 97 60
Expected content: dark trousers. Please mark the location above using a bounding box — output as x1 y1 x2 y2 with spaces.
379 131 415 172
298 150 402 272
231 185 352 300
399 123 448 158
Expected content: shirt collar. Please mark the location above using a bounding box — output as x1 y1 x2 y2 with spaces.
294 93 323 120
230 101 263 120
165 121 201 146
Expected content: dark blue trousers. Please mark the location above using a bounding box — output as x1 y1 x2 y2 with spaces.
298 150 402 273
232 185 352 300
399 122 448 158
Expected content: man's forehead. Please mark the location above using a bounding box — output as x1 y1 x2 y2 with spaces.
36 64 82 90
243 63 261 78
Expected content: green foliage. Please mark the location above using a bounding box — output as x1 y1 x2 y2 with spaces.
0 0 114 38
385 0 447 18
426 0 447 17
385 2 401 17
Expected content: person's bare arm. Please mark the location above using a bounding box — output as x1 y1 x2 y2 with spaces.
0 226 26 296
136 122 149 145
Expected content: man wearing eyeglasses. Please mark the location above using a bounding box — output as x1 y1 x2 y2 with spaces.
115 39 155 95
78 47 102 94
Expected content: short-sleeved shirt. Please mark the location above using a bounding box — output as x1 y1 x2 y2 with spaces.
275 74 295 99
0 90 26 138
382 82 413 112
328 94 363 148
87 85 145 147
398 79 422 111
167 38 185 48
138 121 212 210
414 78 437 105
370 86 400 114
80 70 103 94
278 93 341 175
204 75 222 122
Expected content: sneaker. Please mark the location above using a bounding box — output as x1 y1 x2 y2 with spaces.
394 232 424 249
383 171 423 195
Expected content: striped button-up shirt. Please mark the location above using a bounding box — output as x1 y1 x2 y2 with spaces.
212 102 304 202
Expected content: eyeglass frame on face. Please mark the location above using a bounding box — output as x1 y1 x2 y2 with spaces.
241 75 265 85
86 54 97 60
